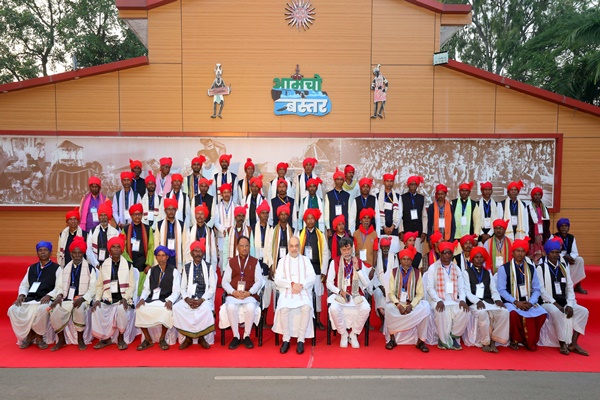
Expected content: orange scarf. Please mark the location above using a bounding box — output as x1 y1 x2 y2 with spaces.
433 200 452 241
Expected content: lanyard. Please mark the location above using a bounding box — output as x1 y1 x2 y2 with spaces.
548 261 561 281
251 195 258 207
36 261 52 282
194 175 199 193
382 257 388 273
132 225 137 239
280 227 287 243
158 269 165 286
196 225 206 240
471 265 484 284
222 173 227 184
278 196 288 205
410 192 416 208
168 221 174 237
443 264 452 277
133 180 137 192
386 192 394 203
360 196 368 208
111 261 119 278
98 227 107 248
224 200 232 215
124 190 130 209
483 200 491 217
259 225 266 246
149 194 155 209
71 263 82 286
238 256 249 279
511 201 518 214
401 266 412 287
343 259 353 278
516 263 525 282
461 200 467 216
333 189 341 204
495 238 504 253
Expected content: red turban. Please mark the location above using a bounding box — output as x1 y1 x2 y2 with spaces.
493 219 509 229
191 155 206 166
159 157 172 167
470 247 492 270
120 171 134 181
480 181 493 190
107 233 126 251
359 177 373 188
276 162 289 171
303 208 322 222
69 237 87 253
65 207 80 221
88 176 101 188
219 154 232 164
303 158 318 167
458 182 474 191
219 183 233 193
250 175 263 189
435 184 448 194
403 231 419 243
244 158 254 170
511 238 530 253
199 177 213 186
163 198 178 210
129 203 143 215
98 201 113 219
276 178 288 188
195 204 210 218
189 239 206 253
171 173 183 183
439 240 458 253
332 215 345 229
344 165 355 174
359 208 376 220
256 201 270 214
380 236 392 247
383 170 397 181
129 159 142 169
145 171 156 184
507 180 524 191
277 202 291 217
399 245 417 260
333 167 344 180
406 175 424 186
234 205 248 216
306 177 323 188
430 231 443 245
530 187 543 197
459 234 478 247
551 236 564 246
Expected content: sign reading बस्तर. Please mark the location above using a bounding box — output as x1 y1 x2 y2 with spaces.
271 65 331 116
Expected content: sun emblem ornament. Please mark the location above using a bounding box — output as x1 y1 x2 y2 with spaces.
285 0 316 31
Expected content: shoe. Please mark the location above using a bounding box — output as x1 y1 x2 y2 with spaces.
19 340 33 350
316 321 325 331
243 336 254 349
117 341 128 351
559 343 570 355
50 341 66 352
179 337 193 350
568 344 589 356
349 333 360 349
437 339 448 350
36 340 48 350
296 342 305 354
340 333 348 348
198 336 210 349
280 341 290 354
228 337 240 350
385 339 397 350
159 339 169 350
451 337 462 350
416 339 429 353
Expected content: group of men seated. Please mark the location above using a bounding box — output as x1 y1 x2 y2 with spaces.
7 155 589 357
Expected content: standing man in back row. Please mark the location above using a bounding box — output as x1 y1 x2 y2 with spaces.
400 175 427 253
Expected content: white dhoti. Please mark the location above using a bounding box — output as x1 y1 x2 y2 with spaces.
49 301 89 333
135 301 174 329
373 287 386 312
91 302 134 341
541 303 589 344
430 303 469 347
173 300 215 338
384 300 430 343
7 302 50 343
327 295 371 335
569 257 586 285
219 296 260 338
467 303 509 346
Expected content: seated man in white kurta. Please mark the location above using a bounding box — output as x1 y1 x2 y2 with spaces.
426 241 469 350
326 237 371 349
8 241 61 350
91 234 135 350
462 247 509 353
49 237 96 351
384 245 430 352
537 240 589 356
174 239 217 350
135 246 181 351
273 236 316 355
221 236 263 350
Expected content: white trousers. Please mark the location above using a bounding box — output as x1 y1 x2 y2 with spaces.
225 297 258 339
279 305 312 342
329 297 371 335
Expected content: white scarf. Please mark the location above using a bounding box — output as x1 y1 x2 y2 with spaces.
502 198 528 240
99 256 132 302
115 189 138 225
377 188 400 228
188 224 216 266
477 198 501 233
141 192 161 225
58 226 84 267
156 219 184 270
62 259 92 299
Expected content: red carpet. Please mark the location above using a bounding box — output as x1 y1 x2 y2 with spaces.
1 256 598 371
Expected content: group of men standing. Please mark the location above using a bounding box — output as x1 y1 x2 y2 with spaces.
7 155 589 357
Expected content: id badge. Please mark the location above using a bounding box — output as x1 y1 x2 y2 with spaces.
68 286 76 301
438 218 445 228
279 246 287 258
410 209 418 220
110 281 119 293
400 290 408 303
335 205 343 216
91 208 99 223
124 210 131 221
384 202 393 211
98 249 106 262
445 281 454 294
537 223 543 232
152 287 161 301
29 281 41 293
560 277 566 283
305 246 313 259
510 216 518 226
461 216 467 226
495 256 503 268
475 283 485 299
132 239 141 252
554 282 562 295
237 281 246 291
483 218 491 229
190 283 197 298
359 249 367 261
344 277 351 288
167 238 176 250
148 212 154 222
518 284 527 298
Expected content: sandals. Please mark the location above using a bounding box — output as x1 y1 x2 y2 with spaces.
136 340 154 351
94 340 112 350
36 340 48 350
19 340 33 349
117 341 128 351
569 345 589 356
159 339 169 350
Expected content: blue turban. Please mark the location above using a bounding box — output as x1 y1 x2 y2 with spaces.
36 241 53 252
556 218 570 230
154 245 175 258
544 240 562 254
